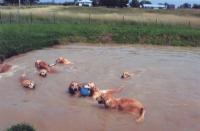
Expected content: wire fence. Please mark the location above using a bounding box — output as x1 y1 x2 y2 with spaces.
0 10 194 27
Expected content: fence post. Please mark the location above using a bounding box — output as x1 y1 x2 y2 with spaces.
156 18 158 24
123 15 125 22
0 11 1 24
18 11 20 24
89 13 91 24
30 12 32 24
9 12 12 24
53 13 56 24
188 21 191 27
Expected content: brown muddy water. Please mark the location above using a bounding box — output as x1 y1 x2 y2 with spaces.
0 45 200 131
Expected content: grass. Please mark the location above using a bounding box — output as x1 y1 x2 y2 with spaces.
7 123 35 131
0 6 200 27
56 6 200 17
0 22 200 60
0 6 199 59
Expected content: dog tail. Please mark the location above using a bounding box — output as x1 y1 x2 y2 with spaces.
136 108 146 123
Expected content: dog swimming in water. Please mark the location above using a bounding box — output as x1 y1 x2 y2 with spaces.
0 57 12 73
55 57 72 65
35 60 56 73
68 81 122 99
96 92 145 122
0 64 12 73
49 57 72 67
39 69 48 77
121 71 132 79
20 74 35 89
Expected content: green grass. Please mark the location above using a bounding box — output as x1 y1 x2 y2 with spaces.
1 6 200 27
0 22 200 59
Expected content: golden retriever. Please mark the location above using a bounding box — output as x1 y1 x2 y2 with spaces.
121 72 132 79
20 74 35 89
68 81 93 96
39 69 48 77
55 57 72 65
0 64 12 73
96 93 145 122
35 60 56 73
68 81 122 98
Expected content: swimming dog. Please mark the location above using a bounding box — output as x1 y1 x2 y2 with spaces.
20 74 35 89
68 81 122 98
0 56 12 73
68 81 94 96
0 64 12 73
55 57 72 65
35 60 56 73
121 72 132 79
49 57 72 67
96 93 145 122
39 69 47 77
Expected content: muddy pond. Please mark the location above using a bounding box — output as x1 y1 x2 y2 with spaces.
0 44 200 131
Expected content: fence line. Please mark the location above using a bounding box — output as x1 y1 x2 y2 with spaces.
0 11 194 27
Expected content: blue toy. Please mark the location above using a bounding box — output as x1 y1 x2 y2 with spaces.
80 85 91 96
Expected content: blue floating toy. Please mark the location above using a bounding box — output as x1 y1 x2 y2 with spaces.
80 85 91 96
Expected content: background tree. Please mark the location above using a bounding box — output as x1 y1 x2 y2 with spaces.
92 0 101 6
140 0 151 5
192 4 200 9
99 0 128 8
179 3 192 8
4 0 39 4
130 0 140 8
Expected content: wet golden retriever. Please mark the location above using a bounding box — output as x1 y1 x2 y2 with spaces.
39 69 48 77
121 71 132 79
55 57 72 65
0 64 12 73
68 81 95 96
68 81 122 98
35 60 56 73
20 74 35 89
96 93 145 122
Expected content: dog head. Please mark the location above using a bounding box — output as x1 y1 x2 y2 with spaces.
22 80 35 89
35 60 41 68
39 69 47 77
68 81 79 95
56 57 64 63
96 93 112 105
87 82 101 97
35 60 41 64
121 72 131 79
88 82 95 88
56 57 72 65
93 91 102 100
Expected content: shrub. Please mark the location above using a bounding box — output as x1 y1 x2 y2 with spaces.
7 123 35 131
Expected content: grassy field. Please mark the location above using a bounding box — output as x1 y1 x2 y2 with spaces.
0 22 200 59
0 6 200 59
0 6 200 26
